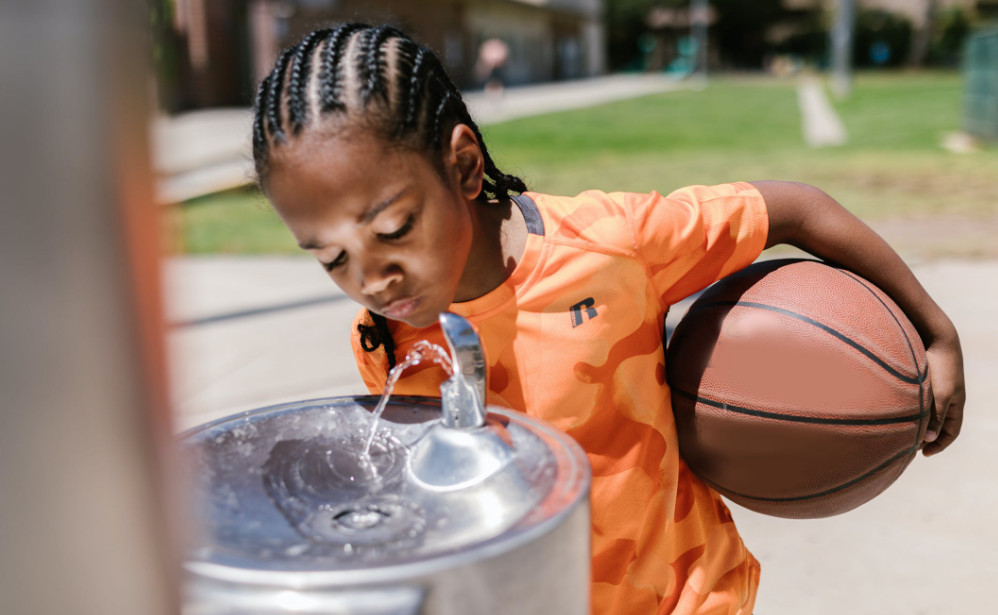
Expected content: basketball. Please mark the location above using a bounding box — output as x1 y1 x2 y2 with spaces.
666 259 932 519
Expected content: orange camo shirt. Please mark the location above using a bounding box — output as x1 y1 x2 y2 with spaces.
351 183 769 614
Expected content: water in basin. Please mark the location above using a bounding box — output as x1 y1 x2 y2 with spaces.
181 346 561 570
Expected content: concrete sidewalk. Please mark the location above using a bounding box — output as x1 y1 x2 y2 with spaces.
167 256 997 613
153 74 683 203
797 75 847 148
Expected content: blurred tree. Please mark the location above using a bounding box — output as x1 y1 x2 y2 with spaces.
607 0 819 71
147 0 185 112
770 11 827 66
709 0 796 68
606 0 660 71
907 0 939 67
853 8 913 68
928 6 971 67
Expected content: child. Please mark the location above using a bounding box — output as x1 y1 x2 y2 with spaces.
251 24 965 615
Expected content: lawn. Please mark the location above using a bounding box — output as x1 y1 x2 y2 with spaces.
170 71 998 256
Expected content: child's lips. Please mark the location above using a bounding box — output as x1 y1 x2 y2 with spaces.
380 296 422 319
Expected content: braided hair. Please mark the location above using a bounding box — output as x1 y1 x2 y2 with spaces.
252 24 528 372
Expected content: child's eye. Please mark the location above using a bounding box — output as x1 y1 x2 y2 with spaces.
377 214 415 240
323 252 347 272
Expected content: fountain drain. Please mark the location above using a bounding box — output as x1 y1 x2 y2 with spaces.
333 505 391 531
300 499 427 549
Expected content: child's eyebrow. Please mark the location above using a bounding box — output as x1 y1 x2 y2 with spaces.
361 187 408 224
299 187 412 250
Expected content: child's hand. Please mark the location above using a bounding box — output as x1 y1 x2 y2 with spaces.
921 327 966 457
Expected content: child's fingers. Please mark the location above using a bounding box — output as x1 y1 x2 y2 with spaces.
922 430 957 456
924 395 950 444
922 395 964 457
923 348 960 443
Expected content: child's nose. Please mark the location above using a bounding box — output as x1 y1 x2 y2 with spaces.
359 263 403 296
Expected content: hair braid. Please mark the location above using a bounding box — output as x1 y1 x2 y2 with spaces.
288 28 330 134
361 25 407 105
319 23 367 113
403 46 430 132
431 88 454 151
252 74 272 171
265 47 296 143
358 310 398 371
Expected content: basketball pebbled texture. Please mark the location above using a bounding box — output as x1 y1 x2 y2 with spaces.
666 259 932 519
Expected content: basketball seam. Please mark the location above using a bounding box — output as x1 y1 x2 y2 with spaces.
701 446 916 503
672 388 923 425
833 268 928 476
834 269 924 384
689 300 922 385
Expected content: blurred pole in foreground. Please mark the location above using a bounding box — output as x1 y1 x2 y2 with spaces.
691 0 709 89
831 0 855 98
0 2 180 615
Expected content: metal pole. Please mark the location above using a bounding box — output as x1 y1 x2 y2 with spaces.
691 0 709 88
0 2 180 614
831 0 855 98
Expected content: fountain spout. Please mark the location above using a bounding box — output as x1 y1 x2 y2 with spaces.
438 312 488 429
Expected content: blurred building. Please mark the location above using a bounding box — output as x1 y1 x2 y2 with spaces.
165 0 606 111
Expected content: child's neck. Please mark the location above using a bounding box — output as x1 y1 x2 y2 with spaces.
453 197 528 303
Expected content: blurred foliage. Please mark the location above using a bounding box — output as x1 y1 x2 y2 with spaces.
854 9 913 68
148 0 185 111
928 7 972 67
606 2 977 71
770 11 828 64
608 0 818 70
606 0 660 71
710 0 802 68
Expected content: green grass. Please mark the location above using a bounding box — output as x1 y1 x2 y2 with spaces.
170 71 998 255
171 186 300 254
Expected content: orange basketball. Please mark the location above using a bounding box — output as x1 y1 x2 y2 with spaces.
666 259 932 519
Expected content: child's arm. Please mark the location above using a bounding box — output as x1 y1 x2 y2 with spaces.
751 180 965 457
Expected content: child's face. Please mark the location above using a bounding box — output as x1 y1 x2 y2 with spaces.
265 127 480 329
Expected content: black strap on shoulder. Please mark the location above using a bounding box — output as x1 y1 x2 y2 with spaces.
511 193 545 236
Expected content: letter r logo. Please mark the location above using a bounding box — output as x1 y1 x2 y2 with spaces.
570 297 598 328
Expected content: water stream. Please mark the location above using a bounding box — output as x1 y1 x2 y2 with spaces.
260 340 455 552
361 341 453 457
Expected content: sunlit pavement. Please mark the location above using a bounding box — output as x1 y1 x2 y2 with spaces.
166 256 366 432
167 256 997 613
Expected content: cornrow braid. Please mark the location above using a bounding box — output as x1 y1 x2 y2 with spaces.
265 47 296 143
251 74 272 169
288 28 331 134
252 25 528 375
402 45 430 133
319 22 366 113
360 25 408 105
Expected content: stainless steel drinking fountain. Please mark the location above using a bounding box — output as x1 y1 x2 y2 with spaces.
180 312 592 615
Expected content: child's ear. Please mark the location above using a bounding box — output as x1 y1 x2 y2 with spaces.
447 124 485 200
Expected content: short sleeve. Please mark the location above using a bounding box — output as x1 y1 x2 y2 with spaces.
623 182 769 307
350 309 388 394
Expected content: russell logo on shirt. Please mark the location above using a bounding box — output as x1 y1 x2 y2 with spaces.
570 297 598 328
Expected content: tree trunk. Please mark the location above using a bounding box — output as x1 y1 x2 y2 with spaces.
908 0 940 67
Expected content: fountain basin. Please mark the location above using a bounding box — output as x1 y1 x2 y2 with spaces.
180 395 591 615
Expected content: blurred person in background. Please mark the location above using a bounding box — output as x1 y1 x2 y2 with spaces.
474 37 509 100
